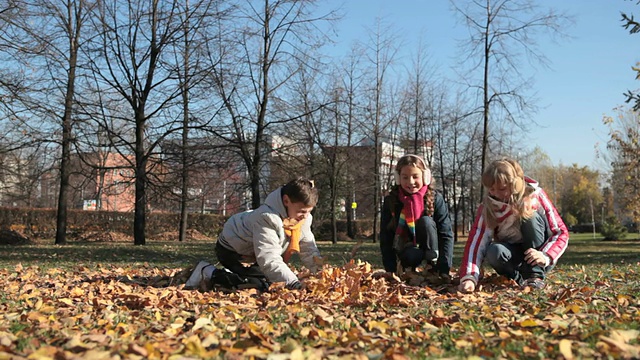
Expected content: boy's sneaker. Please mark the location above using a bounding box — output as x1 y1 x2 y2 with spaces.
185 261 214 290
522 277 546 290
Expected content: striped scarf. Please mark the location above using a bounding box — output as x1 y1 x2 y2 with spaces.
396 186 429 245
487 196 521 242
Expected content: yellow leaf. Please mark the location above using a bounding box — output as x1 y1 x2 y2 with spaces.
559 339 573 360
76 349 112 360
520 318 540 327
300 327 311 337
192 317 212 331
201 334 219 348
0 332 16 347
27 345 57 359
290 348 305 360
565 304 580 314
422 323 438 332
455 339 471 348
59 298 73 306
40 306 56 314
609 329 640 343
617 294 630 306
367 320 389 333
34 299 43 311
183 335 205 356
314 308 334 325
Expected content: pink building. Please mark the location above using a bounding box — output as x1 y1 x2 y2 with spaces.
69 152 136 212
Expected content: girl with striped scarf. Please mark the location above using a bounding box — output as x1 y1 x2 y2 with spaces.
379 155 455 281
458 158 569 292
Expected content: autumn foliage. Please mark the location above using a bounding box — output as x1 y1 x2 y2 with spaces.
0 259 639 359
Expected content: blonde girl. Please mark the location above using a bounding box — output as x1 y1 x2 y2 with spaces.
458 158 569 292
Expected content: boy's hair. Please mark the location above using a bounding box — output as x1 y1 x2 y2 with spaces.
281 177 318 207
482 158 535 227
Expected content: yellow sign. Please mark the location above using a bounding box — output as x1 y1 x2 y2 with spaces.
351 202 357 209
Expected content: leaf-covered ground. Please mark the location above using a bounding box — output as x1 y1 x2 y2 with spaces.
0 236 639 359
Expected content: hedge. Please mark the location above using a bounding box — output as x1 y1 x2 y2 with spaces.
1 207 375 242
0 207 225 241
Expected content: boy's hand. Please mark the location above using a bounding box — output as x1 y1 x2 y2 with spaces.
312 256 325 266
458 279 475 293
286 280 304 290
524 248 548 266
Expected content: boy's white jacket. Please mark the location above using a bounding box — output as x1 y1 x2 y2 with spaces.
217 187 321 285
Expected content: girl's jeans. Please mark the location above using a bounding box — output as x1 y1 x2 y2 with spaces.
485 211 549 284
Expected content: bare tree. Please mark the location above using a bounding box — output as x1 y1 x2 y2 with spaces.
451 0 571 192
301 72 351 243
169 0 229 241
208 0 337 209
358 17 401 242
0 0 97 244
399 37 439 158
85 0 201 245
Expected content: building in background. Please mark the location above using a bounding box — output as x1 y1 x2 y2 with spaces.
329 138 433 220
68 151 136 212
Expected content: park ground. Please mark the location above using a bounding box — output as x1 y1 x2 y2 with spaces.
0 233 638 359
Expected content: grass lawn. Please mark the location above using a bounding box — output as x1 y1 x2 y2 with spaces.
0 233 638 359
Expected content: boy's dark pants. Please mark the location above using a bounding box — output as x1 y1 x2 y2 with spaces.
485 211 548 284
215 241 267 279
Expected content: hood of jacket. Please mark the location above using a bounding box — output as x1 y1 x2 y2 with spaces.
263 187 288 219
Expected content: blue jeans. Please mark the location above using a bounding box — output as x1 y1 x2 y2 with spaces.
485 211 548 284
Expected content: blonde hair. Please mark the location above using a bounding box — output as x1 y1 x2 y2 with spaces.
482 158 535 228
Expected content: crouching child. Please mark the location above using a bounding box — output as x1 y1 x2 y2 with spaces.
185 177 322 291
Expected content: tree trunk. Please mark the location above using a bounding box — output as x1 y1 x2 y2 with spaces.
179 5 191 243
55 9 81 245
134 111 147 246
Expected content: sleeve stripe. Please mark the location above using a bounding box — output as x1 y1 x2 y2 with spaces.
460 205 490 280
537 189 569 262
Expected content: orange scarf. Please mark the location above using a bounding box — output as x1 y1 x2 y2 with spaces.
282 218 304 263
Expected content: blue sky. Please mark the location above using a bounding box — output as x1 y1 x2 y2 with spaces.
318 0 639 168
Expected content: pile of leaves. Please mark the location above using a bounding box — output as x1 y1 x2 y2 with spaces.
0 261 639 359
0 229 30 245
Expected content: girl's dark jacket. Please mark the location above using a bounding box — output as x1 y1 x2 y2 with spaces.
380 186 455 275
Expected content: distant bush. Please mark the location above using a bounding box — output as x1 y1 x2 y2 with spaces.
0 207 225 241
314 219 374 240
570 223 602 233
600 216 627 241
563 213 578 228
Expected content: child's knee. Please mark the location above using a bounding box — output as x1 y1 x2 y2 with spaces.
486 243 510 267
520 211 546 247
416 216 437 231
